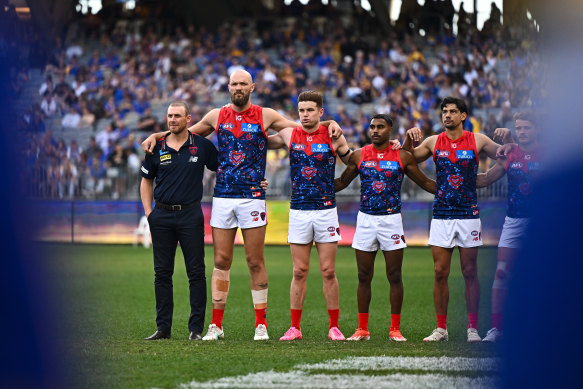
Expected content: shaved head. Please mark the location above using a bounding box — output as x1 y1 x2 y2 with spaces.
228 69 255 108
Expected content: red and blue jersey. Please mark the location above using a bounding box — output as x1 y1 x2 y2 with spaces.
213 104 267 199
505 145 541 218
289 125 336 210
358 145 404 215
433 131 479 219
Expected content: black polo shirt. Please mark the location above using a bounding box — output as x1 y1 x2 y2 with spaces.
140 132 218 204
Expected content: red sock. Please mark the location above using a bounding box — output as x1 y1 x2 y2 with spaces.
492 313 503 330
212 309 224 329
291 309 302 329
254 308 267 327
390 314 401 331
468 313 478 329
358 313 369 331
328 309 339 329
437 314 447 330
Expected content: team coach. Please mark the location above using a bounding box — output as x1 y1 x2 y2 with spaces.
140 101 218 341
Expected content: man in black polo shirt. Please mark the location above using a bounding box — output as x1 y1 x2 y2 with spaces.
140 101 218 341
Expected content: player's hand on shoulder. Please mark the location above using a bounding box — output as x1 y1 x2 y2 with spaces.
405 127 423 142
493 128 513 144
328 121 343 140
390 139 402 150
142 135 157 154
496 143 515 159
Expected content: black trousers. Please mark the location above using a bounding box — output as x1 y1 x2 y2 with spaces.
147 204 206 333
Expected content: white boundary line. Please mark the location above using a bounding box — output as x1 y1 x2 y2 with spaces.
173 356 500 389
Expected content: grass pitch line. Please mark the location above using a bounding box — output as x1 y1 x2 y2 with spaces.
175 356 500 389
297 356 500 372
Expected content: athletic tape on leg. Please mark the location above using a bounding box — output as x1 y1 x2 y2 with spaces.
212 268 230 304
251 288 268 307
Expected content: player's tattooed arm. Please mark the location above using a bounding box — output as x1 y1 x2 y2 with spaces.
403 127 435 163
476 158 506 188
332 134 352 164
334 149 361 192
400 150 436 194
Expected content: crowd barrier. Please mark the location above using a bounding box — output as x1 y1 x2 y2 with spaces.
34 199 507 246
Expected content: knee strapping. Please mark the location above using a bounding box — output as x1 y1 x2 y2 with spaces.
251 288 268 308
212 268 230 304
492 261 508 290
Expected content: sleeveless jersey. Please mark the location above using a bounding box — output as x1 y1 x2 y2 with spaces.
213 104 267 199
289 125 336 210
433 131 479 219
358 145 404 215
505 145 541 218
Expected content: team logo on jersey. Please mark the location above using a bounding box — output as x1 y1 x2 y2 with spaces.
251 211 259 216
241 123 260 133
380 161 399 170
510 162 523 169
189 146 198 155
311 143 330 152
364 161 377 168
328 157 335 165
302 166 316 180
221 122 234 130
471 231 479 236
372 181 386 193
293 144 305 151
260 212 266 221
456 150 474 159
437 150 449 157
336 227 340 236
401 235 406 243
230 151 244 165
391 234 400 240
448 174 463 189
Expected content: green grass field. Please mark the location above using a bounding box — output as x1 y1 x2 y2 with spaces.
49 244 501 388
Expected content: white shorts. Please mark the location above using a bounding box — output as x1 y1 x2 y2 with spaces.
210 197 267 229
428 218 482 248
498 216 529 248
288 208 341 244
352 211 407 252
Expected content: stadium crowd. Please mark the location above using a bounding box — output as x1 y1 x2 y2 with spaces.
8 2 540 200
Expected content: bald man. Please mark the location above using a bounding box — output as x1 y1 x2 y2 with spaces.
142 70 341 341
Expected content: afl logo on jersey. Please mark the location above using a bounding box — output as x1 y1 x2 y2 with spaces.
438 151 449 157
364 161 377 168
222 122 234 130
510 162 523 169
293 144 305 151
